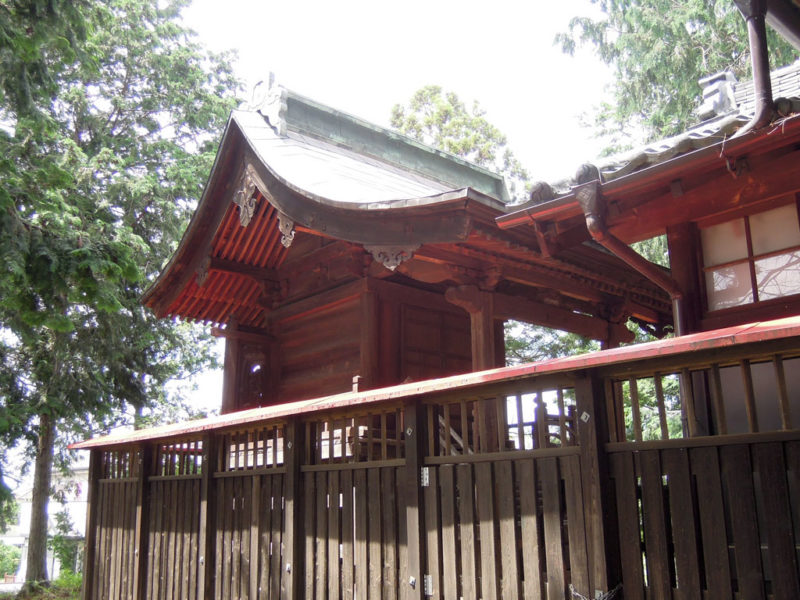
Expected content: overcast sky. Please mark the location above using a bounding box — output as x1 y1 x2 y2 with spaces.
183 0 613 183
178 0 613 412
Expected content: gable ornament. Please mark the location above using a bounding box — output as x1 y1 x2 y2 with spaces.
278 212 295 248
364 244 420 270
233 168 258 227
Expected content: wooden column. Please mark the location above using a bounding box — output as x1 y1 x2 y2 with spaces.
282 418 304 600
221 328 241 414
402 400 427 600
132 445 153 600
574 370 616 594
359 285 380 390
667 223 701 334
197 434 217 600
81 450 103 600
444 285 500 370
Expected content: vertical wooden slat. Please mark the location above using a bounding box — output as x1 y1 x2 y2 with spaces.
460 400 469 454
214 473 224 599
341 470 355 600
282 419 303 600
271 475 283 599
456 464 478 599
610 453 644 600
403 401 426 600
540 458 565 600
382 468 398 599
82 449 99 600
249 475 260 600
368 468 383 600
303 471 316 598
515 394 525 450
556 388 567 446
355 469 369 600
424 467 442 600
516 459 543 599
604 378 619 443
443 403 452 456
221 477 233 600
773 355 793 430
562 455 590 597
496 460 520 600
475 462 498 599
719 445 764 600
535 390 548 448
328 471 341 600
182 478 194 600
753 443 800 598
381 412 388 460
690 446 732 598
315 471 329 600
740 360 759 433
640 451 670 597
439 465 458 600
681 368 699 437
260 475 273 599
661 448 701 600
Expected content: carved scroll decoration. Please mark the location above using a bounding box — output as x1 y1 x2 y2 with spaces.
278 212 295 248
233 167 258 227
364 244 420 270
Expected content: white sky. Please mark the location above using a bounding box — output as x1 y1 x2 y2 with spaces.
183 0 613 183
179 0 614 413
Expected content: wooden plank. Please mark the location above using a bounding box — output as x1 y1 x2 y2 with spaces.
281 419 303 598
402 401 426 600
250 476 260 600
355 469 368 600
475 462 498 599
719 445 764 600
368 468 382 600
439 466 459 600
539 458 565 600
516 459 543 599
214 474 224 599
535 390 549 449
181 479 194 600
456 464 478 599
328 471 341 600
661 448 701 600
231 477 243 600
681 368 699 437
341 470 355 600
561 455 590 597
690 447 732 598
82 451 101 600
609 453 644 600
382 468 398 600
753 443 800 598
424 467 442 600
639 451 671 598
556 388 567 446
496 460 520 600
190 478 201 600
303 471 316 597
221 477 233 600
315 471 329 600
260 475 273 599
271 475 284 600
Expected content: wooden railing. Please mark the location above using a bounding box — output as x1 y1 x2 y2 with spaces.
81 326 800 600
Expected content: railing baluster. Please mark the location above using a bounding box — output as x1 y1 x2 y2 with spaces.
740 360 759 433
709 364 727 435
629 377 642 442
681 368 699 437
444 403 452 456
557 388 567 446
654 374 669 440
515 393 525 450
535 389 548 448
774 355 793 430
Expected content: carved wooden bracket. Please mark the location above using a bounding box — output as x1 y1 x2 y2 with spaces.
364 244 420 270
444 285 484 314
233 165 259 226
278 212 295 248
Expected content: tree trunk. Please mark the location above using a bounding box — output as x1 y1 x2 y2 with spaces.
24 412 56 587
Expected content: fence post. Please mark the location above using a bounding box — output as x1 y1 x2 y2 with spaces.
282 417 304 600
81 449 102 600
575 369 618 595
132 444 154 600
197 433 218 600
402 399 427 600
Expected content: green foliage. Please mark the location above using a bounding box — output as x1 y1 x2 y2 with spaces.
0 541 21 577
0 475 18 534
621 375 683 440
0 0 238 585
556 0 798 143
505 322 599 365
47 510 81 574
390 86 529 201
7 571 82 599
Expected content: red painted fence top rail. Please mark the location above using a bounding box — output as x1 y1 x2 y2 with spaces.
70 316 800 450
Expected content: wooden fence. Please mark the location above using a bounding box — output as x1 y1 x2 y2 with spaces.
82 333 800 600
